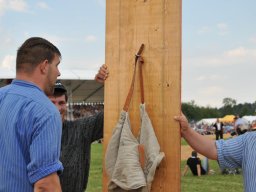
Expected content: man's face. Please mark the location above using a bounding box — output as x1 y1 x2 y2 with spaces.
49 94 67 122
45 54 61 95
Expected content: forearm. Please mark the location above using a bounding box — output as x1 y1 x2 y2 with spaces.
34 173 62 192
182 128 218 160
197 165 201 176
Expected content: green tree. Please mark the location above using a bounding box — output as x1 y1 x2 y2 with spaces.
222 97 236 107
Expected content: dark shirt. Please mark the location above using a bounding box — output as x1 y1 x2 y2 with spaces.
187 157 206 176
60 112 103 192
213 122 224 132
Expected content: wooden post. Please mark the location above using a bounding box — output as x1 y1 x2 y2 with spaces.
103 0 181 191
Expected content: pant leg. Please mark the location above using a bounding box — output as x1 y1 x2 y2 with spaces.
220 131 223 139
215 131 219 140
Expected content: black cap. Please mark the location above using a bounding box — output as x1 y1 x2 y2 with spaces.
54 80 67 93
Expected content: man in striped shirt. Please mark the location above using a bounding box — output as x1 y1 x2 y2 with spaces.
0 37 63 191
175 113 256 192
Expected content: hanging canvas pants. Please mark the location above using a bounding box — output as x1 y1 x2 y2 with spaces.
105 45 164 192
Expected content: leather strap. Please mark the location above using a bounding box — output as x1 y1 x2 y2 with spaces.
123 44 145 111
138 56 144 104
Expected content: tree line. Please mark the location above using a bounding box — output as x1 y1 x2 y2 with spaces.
182 97 256 122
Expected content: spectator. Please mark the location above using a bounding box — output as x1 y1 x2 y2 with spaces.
48 64 108 192
182 151 208 176
213 118 224 140
234 115 249 135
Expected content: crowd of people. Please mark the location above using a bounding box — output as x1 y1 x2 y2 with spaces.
66 103 104 120
195 116 254 137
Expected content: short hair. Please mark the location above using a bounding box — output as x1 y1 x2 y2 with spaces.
53 90 68 102
16 37 61 73
191 151 197 157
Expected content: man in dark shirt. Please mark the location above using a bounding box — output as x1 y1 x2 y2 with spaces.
213 118 224 140
48 65 108 192
182 151 207 176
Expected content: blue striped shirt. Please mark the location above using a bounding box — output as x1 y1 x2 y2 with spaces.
216 132 256 192
0 80 63 192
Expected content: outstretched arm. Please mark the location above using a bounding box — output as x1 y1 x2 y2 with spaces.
174 113 218 160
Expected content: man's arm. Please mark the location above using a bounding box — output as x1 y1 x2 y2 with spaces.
174 113 218 160
197 164 201 176
34 173 62 192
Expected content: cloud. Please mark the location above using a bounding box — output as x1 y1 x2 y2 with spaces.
217 23 229 36
196 75 223 81
185 56 224 67
250 36 256 44
197 26 211 35
182 85 225 107
1 55 15 69
9 0 27 12
200 86 223 96
85 35 97 42
0 0 28 16
36 1 49 10
197 23 229 36
0 0 7 16
225 47 256 58
185 46 256 68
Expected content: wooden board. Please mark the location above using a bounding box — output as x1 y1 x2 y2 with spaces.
103 0 182 191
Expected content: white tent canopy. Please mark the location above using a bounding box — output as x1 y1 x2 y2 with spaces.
0 69 104 103
196 118 217 126
242 116 256 124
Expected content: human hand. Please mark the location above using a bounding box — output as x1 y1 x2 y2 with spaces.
95 64 109 83
174 112 190 133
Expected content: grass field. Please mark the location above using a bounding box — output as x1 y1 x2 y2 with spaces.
87 143 243 192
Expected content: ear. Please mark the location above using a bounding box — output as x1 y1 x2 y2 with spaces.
39 60 49 74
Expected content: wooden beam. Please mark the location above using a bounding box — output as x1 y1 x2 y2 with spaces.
104 0 181 191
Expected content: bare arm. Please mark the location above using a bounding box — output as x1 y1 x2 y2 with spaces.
182 165 189 176
197 164 201 176
174 113 218 160
34 173 62 192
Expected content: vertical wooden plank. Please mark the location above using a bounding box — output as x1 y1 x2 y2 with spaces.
103 0 120 190
104 0 181 191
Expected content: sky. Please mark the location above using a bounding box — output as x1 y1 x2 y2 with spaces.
0 0 255 108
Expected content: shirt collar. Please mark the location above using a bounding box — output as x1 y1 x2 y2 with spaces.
12 79 43 93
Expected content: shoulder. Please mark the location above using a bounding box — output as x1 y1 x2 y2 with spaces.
1 82 58 116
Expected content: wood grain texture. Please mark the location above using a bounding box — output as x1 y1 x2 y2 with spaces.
103 0 182 191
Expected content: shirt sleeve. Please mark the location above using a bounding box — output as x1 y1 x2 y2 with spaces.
81 112 104 143
27 113 63 184
216 135 245 170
